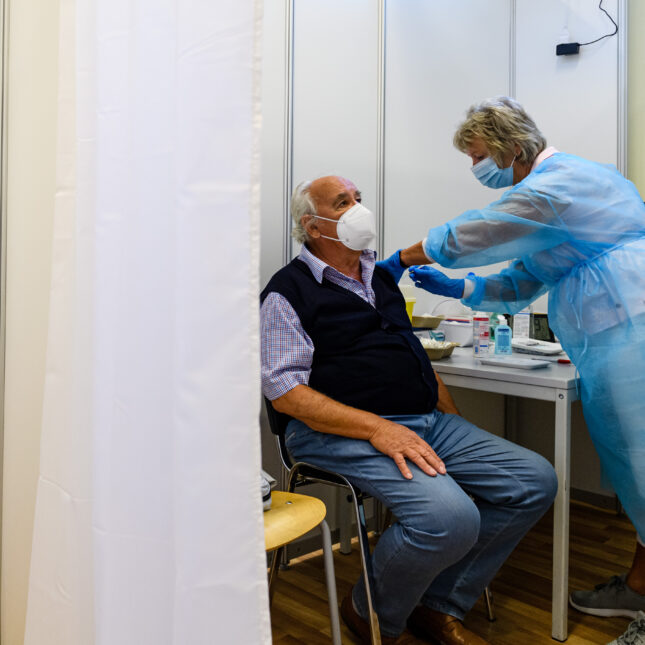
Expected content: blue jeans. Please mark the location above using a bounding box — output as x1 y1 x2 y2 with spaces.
286 410 557 638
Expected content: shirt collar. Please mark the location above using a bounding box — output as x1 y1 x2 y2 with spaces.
299 245 376 284
531 146 560 172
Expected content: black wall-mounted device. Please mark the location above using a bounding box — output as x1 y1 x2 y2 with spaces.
556 42 581 56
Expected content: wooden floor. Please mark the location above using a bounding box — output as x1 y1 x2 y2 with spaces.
270 500 637 644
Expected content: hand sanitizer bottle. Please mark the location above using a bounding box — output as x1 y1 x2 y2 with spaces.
494 316 512 355
489 313 504 353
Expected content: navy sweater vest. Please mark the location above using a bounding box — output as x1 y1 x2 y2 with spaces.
261 258 438 416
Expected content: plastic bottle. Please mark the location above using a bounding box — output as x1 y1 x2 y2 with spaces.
494 316 512 355
472 312 490 356
488 313 504 353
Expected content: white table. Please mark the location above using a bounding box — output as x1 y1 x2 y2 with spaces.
433 347 579 642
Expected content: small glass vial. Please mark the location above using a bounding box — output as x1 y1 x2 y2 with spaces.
494 316 512 355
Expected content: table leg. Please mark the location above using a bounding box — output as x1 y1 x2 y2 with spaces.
552 389 572 641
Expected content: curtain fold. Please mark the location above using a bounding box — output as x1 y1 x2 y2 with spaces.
24 1 268 643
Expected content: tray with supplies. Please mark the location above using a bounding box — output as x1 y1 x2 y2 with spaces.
411 314 444 329
479 356 551 370
417 335 459 360
511 338 563 356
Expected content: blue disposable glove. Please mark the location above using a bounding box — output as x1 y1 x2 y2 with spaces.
408 265 465 299
376 249 406 283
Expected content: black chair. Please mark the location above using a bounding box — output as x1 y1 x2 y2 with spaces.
264 397 383 644
264 398 496 645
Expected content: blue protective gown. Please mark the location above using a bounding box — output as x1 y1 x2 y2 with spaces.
424 152 645 540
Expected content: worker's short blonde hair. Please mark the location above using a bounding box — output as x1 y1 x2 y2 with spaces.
453 96 547 167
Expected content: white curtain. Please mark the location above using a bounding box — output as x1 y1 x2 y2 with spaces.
24 0 269 643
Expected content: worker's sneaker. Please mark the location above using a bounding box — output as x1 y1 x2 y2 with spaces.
607 611 645 645
570 575 645 619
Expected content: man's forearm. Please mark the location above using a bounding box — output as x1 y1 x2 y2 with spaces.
399 241 434 267
270 383 447 479
271 384 386 440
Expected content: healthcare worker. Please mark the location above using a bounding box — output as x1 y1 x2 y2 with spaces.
377 96 645 645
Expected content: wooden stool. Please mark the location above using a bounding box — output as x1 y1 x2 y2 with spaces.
265 491 342 645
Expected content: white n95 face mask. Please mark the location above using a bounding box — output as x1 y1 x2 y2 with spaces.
314 203 377 251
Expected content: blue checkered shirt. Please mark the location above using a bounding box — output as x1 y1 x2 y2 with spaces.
261 246 377 401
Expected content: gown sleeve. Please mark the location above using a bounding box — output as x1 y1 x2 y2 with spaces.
423 180 572 268
462 259 550 315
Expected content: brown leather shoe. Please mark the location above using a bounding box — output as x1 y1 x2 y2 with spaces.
340 593 409 644
407 605 490 645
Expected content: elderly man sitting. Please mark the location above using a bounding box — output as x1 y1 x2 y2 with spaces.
260 175 557 645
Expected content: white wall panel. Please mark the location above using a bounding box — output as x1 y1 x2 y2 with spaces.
260 0 288 286
516 0 619 166
383 0 512 315
291 0 379 257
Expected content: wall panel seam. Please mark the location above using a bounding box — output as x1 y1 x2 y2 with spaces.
282 0 294 265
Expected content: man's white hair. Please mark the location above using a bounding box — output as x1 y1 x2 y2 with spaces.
290 180 316 244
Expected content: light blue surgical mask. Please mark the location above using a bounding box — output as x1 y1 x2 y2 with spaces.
471 155 516 189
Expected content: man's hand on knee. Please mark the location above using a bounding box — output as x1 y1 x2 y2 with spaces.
369 421 446 480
